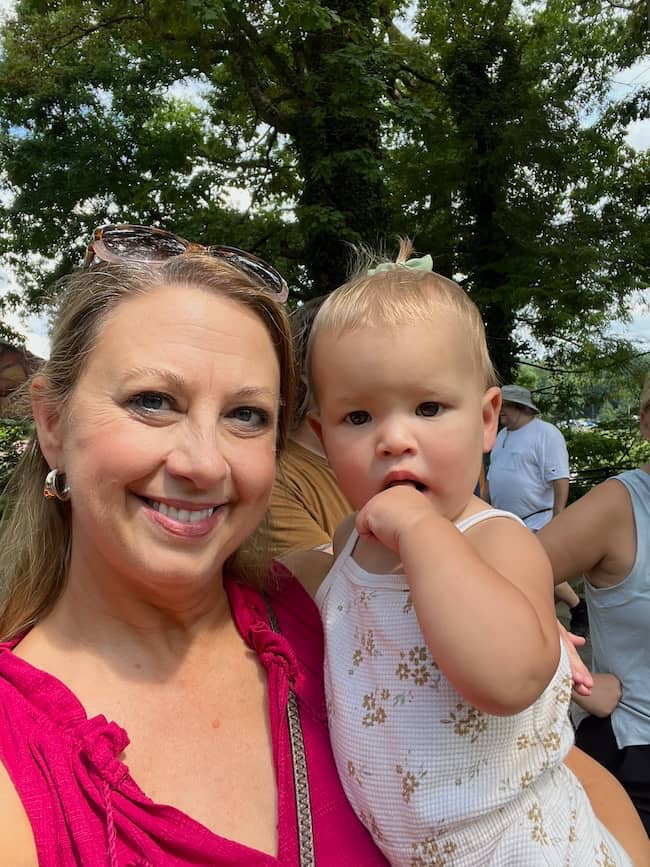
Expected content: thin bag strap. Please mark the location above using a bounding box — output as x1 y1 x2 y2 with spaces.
263 594 315 867
520 507 552 521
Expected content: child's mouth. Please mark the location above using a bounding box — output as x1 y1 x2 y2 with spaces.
385 480 428 493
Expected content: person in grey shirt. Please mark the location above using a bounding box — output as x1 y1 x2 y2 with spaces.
487 385 588 636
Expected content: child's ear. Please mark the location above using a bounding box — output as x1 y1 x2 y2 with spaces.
31 375 65 470
482 386 502 452
307 410 325 448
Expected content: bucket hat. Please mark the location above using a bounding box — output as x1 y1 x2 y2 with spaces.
501 385 539 413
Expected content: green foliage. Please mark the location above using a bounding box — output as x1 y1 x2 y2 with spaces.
0 0 647 378
564 423 650 473
564 421 650 501
0 419 32 516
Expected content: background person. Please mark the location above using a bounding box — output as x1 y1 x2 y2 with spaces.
0 228 387 867
487 383 589 637
267 296 351 558
539 372 650 837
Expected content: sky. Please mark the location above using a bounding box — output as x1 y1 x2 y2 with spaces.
0 2 647 359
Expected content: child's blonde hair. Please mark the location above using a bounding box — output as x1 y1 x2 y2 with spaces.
308 240 497 393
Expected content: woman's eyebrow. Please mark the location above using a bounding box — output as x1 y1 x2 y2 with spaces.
231 386 277 402
119 371 277 403
120 367 187 390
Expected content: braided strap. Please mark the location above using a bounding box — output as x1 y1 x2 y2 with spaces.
263 595 315 866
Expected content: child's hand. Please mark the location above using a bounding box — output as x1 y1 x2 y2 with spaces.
557 621 593 695
355 485 437 553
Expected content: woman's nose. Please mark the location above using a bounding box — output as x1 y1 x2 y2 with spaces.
165 420 229 489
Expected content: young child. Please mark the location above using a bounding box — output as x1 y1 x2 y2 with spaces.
305 244 632 865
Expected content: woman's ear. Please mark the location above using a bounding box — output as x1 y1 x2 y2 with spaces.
482 386 502 452
31 375 65 469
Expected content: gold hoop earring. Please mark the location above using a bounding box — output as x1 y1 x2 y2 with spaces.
43 468 70 502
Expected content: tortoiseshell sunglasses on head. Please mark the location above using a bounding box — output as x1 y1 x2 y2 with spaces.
83 224 289 302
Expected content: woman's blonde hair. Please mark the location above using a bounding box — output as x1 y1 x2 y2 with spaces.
308 240 497 393
0 253 294 640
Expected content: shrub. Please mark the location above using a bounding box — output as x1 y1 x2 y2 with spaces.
0 420 33 517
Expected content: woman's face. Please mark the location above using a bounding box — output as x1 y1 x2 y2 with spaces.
37 283 280 598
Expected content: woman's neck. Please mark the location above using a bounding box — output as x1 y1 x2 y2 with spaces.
41 550 233 664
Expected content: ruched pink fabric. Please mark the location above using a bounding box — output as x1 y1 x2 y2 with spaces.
0 564 387 866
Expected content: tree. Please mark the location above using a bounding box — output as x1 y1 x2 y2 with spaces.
386 0 649 378
0 0 647 379
0 0 397 300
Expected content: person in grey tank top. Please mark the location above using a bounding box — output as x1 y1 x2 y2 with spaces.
539 374 650 836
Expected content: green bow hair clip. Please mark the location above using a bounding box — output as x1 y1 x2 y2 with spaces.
367 254 433 275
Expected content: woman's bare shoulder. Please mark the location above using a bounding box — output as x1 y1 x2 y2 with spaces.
0 760 38 866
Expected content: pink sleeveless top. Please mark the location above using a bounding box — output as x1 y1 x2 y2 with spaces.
0 564 387 866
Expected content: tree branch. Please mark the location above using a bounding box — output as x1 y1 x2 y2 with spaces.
517 350 650 376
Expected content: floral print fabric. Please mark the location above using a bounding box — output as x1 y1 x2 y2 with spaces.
317 511 632 866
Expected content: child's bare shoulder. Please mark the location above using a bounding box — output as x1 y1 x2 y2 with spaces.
462 500 541 554
333 512 357 557
461 497 524 529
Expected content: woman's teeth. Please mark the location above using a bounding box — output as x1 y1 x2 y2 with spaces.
147 500 216 523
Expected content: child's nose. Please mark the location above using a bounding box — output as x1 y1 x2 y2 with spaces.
376 421 416 457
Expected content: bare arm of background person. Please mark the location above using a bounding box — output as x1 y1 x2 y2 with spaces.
552 476 570 515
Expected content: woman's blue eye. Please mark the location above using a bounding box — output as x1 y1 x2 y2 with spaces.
346 410 370 426
417 402 441 417
230 406 269 427
130 392 171 412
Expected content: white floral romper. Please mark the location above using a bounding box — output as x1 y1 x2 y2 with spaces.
316 510 632 866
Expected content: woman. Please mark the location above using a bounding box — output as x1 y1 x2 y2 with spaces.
0 226 386 866
540 375 650 838
0 225 647 866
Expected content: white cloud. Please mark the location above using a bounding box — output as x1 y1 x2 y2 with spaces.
0 266 50 359
0 0 15 21
607 291 650 348
609 60 650 152
626 118 650 151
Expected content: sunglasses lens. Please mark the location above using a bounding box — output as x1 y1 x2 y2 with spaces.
208 245 288 298
88 227 288 301
102 227 187 261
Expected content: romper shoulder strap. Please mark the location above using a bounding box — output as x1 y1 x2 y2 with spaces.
456 508 526 533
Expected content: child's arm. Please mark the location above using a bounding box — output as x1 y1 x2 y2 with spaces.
356 486 559 715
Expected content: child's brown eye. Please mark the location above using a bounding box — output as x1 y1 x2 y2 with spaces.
346 410 371 426
417 402 441 417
